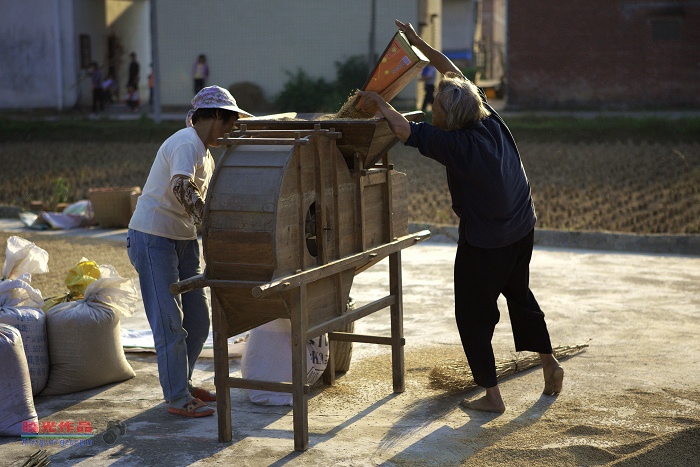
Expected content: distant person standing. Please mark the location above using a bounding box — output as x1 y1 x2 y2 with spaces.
192 54 209 95
148 63 155 107
89 62 104 113
127 52 140 89
420 64 436 112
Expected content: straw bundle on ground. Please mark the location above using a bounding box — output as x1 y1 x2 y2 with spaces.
20 449 49 467
428 343 589 392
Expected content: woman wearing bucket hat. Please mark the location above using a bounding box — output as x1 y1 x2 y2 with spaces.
127 86 252 417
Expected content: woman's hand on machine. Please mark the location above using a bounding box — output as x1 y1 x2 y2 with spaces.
356 91 384 116
357 91 411 142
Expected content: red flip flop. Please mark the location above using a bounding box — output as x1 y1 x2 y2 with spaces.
190 386 216 402
168 398 214 418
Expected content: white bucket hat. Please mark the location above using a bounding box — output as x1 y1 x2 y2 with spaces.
186 85 254 127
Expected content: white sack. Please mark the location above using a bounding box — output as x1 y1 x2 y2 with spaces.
41 265 138 396
2 236 49 281
0 279 48 395
241 319 329 406
0 324 38 436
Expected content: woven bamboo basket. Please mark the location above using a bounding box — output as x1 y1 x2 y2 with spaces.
88 186 141 228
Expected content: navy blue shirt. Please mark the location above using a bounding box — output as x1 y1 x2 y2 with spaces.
404 109 536 249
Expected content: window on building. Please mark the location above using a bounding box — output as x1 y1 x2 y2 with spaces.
79 34 91 69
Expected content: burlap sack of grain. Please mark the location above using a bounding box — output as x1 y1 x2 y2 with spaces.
241 319 329 406
41 265 138 396
0 324 38 436
0 278 49 395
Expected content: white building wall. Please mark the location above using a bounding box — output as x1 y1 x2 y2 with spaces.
56 0 77 110
442 0 477 63
0 0 106 110
154 0 420 108
0 0 61 108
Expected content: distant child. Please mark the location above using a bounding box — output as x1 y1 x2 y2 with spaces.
125 84 140 113
192 54 209 95
89 62 104 113
148 63 155 106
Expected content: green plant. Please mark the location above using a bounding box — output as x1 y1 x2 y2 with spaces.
460 66 480 82
50 177 71 209
274 55 370 113
0 118 182 143
274 69 334 113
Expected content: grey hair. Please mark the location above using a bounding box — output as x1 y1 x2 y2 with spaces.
435 72 491 129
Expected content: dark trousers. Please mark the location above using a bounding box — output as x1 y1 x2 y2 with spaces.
454 229 553 388
194 79 205 95
421 84 435 112
92 88 104 112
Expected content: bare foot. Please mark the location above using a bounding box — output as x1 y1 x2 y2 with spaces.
541 354 564 395
460 395 506 413
543 366 564 395
460 386 505 413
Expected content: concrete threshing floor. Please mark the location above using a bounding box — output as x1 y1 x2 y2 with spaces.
1 222 699 466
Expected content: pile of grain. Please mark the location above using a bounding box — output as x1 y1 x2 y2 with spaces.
335 92 375 119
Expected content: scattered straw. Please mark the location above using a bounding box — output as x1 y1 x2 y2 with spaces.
313 113 378 121
428 343 589 392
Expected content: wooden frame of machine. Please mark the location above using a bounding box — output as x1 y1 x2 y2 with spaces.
171 111 430 451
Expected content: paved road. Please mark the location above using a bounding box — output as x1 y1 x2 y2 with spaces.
1 221 699 466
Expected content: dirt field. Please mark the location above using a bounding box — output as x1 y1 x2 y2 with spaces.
390 141 700 234
1 139 699 235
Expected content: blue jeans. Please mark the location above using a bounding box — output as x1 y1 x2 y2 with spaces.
126 229 210 406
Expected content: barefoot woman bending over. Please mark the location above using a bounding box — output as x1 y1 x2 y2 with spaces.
357 20 563 413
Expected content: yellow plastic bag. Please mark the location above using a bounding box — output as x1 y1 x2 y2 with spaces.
42 260 100 312
65 260 100 296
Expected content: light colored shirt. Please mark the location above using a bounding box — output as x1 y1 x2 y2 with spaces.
194 63 207 79
129 127 214 240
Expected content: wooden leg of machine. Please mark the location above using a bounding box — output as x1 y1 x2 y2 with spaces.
389 251 405 393
322 338 336 386
322 271 341 386
212 295 232 442
291 284 309 451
